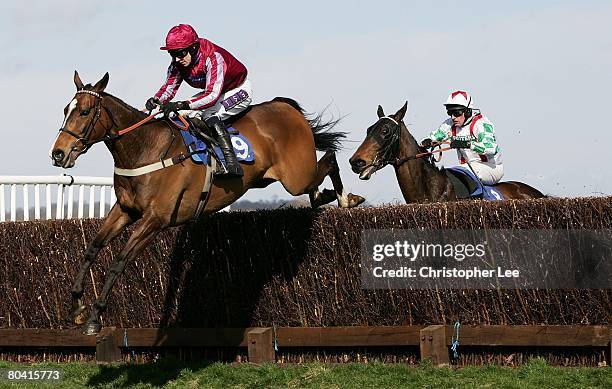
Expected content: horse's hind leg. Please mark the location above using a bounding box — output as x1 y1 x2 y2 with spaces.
307 150 365 208
83 213 161 335
70 204 134 325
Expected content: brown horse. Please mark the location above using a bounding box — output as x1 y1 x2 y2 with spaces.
50 72 364 335
349 103 545 203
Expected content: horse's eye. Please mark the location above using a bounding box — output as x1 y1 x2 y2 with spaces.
80 109 91 116
381 128 389 136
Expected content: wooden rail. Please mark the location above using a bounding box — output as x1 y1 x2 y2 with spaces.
0 325 609 365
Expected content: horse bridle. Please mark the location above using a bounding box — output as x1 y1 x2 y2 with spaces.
368 116 441 170
367 116 404 169
58 90 117 155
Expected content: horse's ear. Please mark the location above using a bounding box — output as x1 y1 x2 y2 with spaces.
74 70 84 90
393 101 408 121
92 72 109 92
377 105 385 118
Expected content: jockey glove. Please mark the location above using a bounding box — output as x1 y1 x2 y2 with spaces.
161 101 190 117
450 139 471 149
145 97 161 111
420 138 433 148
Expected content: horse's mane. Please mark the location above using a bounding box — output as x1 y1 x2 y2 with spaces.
401 122 444 173
94 89 148 120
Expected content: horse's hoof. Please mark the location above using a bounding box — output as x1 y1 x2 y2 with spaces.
70 305 88 325
321 189 336 201
82 322 102 336
348 193 366 208
310 188 338 208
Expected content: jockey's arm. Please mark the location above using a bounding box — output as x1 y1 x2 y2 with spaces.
186 52 226 110
428 122 452 143
470 122 500 155
155 65 183 104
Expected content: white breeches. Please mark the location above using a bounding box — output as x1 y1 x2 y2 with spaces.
465 160 504 185
182 79 253 122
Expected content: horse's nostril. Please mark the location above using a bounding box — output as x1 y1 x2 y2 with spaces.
351 159 365 169
350 158 366 173
52 149 65 162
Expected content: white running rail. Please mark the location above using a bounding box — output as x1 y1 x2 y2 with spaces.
0 175 115 222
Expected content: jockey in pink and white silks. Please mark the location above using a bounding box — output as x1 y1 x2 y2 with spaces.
145 24 251 177
421 91 504 185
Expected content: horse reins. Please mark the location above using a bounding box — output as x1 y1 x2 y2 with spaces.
393 144 453 165
117 110 189 136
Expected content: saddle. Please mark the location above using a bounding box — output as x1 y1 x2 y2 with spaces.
445 166 504 200
166 116 255 168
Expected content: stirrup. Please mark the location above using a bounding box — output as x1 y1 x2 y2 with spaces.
216 167 243 178
216 158 243 177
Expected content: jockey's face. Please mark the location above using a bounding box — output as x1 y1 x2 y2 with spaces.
452 112 466 127
169 48 193 67
175 51 192 67
448 108 466 127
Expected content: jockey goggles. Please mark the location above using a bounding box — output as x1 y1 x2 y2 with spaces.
168 48 189 59
447 108 465 118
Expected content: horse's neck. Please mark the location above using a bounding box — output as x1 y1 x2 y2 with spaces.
394 125 449 203
104 98 180 169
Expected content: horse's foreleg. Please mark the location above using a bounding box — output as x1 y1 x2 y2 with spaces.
308 151 365 208
83 214 162 335
70 203 134 325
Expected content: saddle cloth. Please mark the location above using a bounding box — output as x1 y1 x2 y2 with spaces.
445 166 504 200
170 116 255 165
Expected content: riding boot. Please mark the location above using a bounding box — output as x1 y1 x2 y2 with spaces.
206 117 244 177
188 117 209 140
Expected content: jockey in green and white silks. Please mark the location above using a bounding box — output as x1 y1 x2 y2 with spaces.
422 90 504 185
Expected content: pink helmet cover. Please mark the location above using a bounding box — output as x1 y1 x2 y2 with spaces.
160 24 199 50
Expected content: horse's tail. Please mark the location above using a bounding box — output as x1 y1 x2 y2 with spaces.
272 97 346 152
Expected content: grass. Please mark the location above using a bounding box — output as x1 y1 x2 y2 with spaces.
0 358 610 388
